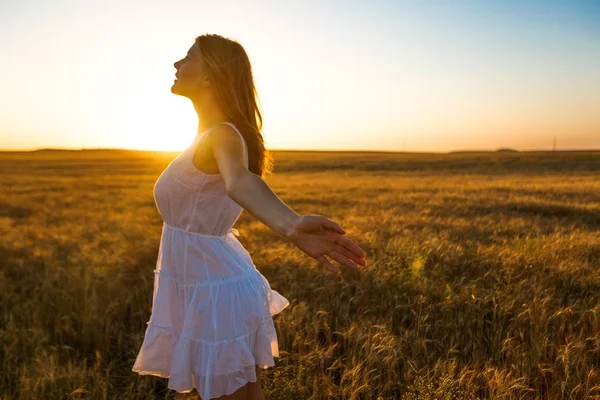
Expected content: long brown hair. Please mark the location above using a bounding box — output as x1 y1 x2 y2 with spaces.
195 33 274 178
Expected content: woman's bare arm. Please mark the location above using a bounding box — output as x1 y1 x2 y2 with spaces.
228 172 300 238
207 124 367 273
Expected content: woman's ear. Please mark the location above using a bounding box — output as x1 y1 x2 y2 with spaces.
200 74 211 88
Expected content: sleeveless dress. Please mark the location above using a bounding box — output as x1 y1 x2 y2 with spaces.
131 121 290 399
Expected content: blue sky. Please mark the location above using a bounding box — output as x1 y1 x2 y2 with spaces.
0 0 598 151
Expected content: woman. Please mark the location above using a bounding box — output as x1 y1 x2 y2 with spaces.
132 33 368 400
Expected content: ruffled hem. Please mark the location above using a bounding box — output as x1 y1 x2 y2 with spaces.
268 288 289 315
132 317 282 399
132 269 290 399
134 364 262 396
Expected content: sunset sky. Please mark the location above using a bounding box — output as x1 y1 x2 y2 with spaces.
1 0 598 152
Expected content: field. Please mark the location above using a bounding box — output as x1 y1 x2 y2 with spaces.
1 149 599 399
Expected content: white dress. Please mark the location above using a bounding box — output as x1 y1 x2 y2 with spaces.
131 122 290 399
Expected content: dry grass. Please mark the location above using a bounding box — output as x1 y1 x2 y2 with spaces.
1 149 599 399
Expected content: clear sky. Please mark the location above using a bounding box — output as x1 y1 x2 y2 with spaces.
1 0 598 152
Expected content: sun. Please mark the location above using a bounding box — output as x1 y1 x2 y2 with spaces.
114 95 198 152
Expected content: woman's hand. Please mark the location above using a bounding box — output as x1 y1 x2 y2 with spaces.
286 214 368 275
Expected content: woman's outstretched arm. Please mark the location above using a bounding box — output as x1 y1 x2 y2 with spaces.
208 124 368 274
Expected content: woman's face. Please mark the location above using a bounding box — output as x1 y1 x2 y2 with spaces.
171 42 209 97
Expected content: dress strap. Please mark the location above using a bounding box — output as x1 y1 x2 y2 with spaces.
220 122 248 167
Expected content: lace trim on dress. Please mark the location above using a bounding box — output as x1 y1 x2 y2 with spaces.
153 268 257 288
164 222 239 238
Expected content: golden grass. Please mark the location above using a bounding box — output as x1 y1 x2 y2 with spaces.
0 149 599 399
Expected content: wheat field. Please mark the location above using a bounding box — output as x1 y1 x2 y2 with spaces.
1 149 599 399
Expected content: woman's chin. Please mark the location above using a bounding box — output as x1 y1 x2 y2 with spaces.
170 82 195 98
170 83 182 94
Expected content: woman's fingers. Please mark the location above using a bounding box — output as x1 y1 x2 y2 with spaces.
334 235 367 262
337 244 367 267
328 250 360 271
329 238 366 266
318 217 367 261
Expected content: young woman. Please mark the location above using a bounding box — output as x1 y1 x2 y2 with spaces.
132 33 368 400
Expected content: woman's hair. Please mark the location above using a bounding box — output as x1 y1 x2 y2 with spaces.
195 33 274 178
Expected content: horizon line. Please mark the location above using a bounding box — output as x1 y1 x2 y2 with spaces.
1 147 599 154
